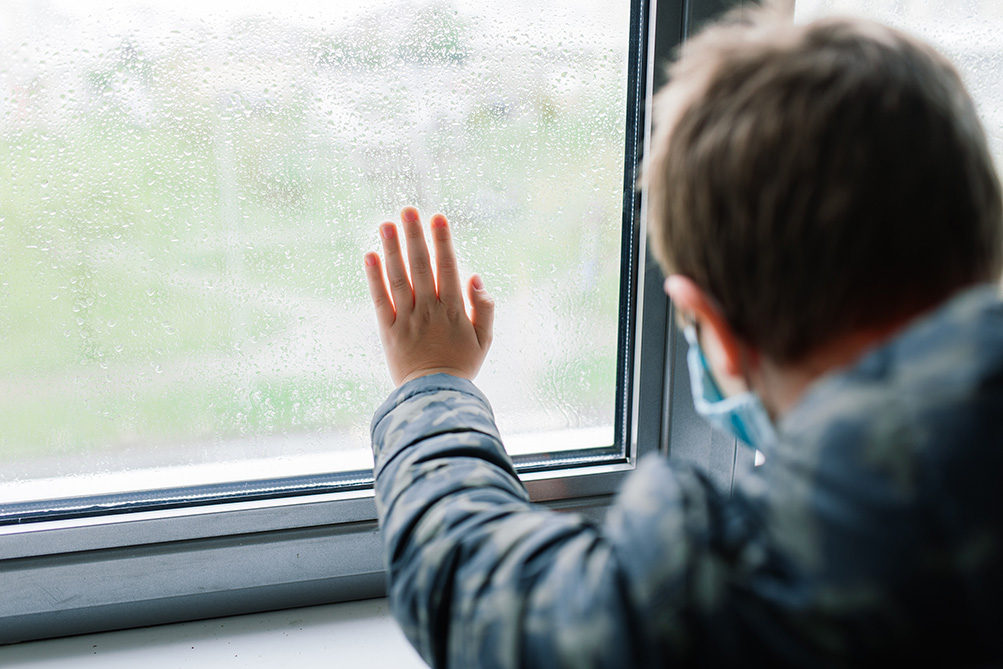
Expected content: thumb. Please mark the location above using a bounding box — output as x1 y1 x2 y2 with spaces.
467 274 494 350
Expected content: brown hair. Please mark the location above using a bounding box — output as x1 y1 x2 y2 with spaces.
645 7 1003 363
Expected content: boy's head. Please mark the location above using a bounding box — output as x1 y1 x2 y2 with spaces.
646 8 1002 368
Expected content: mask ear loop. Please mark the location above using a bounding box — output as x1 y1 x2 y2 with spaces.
684 317 727 397
689 312 760 405
682 320 727 404
680 314 702 352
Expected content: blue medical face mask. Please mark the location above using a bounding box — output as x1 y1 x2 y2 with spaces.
683 325 778 451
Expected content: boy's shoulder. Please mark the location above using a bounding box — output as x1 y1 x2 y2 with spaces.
780 284 1003 454
760 283 1002 588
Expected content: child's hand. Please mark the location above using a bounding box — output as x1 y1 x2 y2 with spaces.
364 207 494 387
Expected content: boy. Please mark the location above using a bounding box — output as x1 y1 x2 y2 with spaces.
362 7 1002 666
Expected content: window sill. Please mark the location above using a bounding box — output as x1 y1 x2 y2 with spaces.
0 598 425 668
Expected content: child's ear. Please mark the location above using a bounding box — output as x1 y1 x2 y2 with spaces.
664 275 747 386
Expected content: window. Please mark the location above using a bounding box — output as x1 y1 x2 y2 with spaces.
4 0 728 644
1 0 636 515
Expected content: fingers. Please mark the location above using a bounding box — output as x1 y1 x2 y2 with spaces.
431 214 463 306
401 207 436 301
364 252 395 329
467 274 494 350
379 222 413 314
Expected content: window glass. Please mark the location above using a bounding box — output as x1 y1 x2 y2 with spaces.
794 0 1003 171
0 0 631 506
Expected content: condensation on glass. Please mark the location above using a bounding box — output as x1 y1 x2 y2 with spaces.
0 0 630 502
795 0 1003 172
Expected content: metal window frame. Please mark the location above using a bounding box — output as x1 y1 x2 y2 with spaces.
0 0 745 645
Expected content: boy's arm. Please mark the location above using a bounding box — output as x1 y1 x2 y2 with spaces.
361 208 660 665
371 373 657 667
371 373 792 667
361 208 807 666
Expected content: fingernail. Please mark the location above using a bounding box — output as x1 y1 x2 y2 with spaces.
402 207 418 223
472 275 483 290
364 253 377 266
380 224 394 240
431 214 447 230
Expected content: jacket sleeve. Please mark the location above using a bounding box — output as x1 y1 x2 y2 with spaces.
370 374 793 668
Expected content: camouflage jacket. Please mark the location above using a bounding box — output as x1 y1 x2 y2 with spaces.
370 285 1002 667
